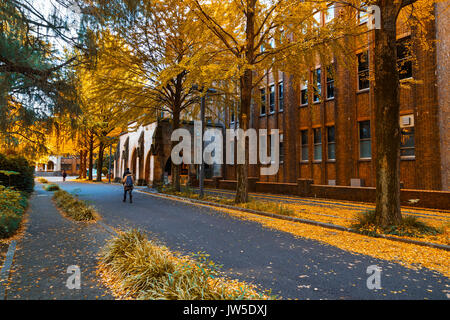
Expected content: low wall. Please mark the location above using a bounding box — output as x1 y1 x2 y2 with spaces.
35 171 63 177
193 178 450 210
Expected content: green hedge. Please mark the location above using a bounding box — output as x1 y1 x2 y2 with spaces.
0 153 34 193
0 185 28 238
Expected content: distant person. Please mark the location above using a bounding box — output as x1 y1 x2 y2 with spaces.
122 168 134 203
62 170 67 182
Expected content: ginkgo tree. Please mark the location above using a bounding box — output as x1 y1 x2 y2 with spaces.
75 32 134 181
82 0 213 190
187 0 360 203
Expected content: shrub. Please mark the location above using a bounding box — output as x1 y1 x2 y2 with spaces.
52 189 96 221
0 185 27 238
44 184 60 191
98 229 272 300
351 210 440 238
37 178 49 184
0 153 34 193
240 200 295 217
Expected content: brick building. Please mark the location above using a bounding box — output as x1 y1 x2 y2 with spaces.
223 4 449 192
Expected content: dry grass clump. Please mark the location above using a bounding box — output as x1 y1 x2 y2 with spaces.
44 183 60 191
159 186 294 217
53 189 96 221
351 210 442 238
98 229 273 300
239 200 295 217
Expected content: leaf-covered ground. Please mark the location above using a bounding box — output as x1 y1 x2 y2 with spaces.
192 189 450 246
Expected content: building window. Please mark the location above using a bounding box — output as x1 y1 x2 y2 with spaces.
300 81 308 106
260 88 266 115
278 81 284 111
313 128 322 161
301 130 309 161
359 6 368 24
400 115 415 157
279 134 284 163
326 65 334 99
313 68 321 102
397 37 412 80
357 51 370 91
269 84 275 113
327 126 336 160
359 120 371 159
230 109 235 124
313 10 322 26
325 4 335 23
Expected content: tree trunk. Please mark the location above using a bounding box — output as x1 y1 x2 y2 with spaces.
373 1 403 226
88 133 94 181
172 108 181 192
97 141 104 182
82 148 87 179
235 1 255 203
78 150 84 179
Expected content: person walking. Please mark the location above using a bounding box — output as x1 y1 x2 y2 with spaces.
62 170 67 182
122 168 134 203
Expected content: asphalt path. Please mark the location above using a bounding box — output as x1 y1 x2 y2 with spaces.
5 186 112 300
53 181 449 300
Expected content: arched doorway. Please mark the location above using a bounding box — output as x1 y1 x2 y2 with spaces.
130 148 137 180
164 156 172 184
47 161 54 172
144 151 153 186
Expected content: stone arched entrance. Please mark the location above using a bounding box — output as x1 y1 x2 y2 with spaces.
130 148 137 180
164 156 172 184
47 161 55 171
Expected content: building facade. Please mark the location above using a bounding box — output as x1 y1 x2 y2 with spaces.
223 4 448 191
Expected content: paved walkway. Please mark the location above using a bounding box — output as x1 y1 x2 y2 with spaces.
58 182 448 300
3 181 448 300
5 186 113 300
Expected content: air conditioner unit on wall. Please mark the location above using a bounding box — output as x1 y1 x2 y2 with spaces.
400 114 414 128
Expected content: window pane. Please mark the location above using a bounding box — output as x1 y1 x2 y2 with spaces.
301 130 308 145
269 85 275 112
326 65 334 99
301 89 308 105
400 127 415 157
314 128 322 160
314 145 322 160
260 88 266 115
359 121 371 139
358 52 369 90
301 130 308 161
360 140 371 158
397 37 412 80
327 126 335 142
314 128 322 144
279 82 284 110
328 143 336 160
302 146 309 161
314 68 321 102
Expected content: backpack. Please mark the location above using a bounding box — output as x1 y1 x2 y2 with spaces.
124 175 133 187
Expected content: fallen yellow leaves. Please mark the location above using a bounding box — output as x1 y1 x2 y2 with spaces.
216 207 450 278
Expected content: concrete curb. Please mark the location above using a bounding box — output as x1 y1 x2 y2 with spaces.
137 190 450 252
0 240 17 300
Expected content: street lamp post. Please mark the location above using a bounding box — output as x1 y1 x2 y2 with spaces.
193 85 217 199
105 136 116 184
109 143 112 184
